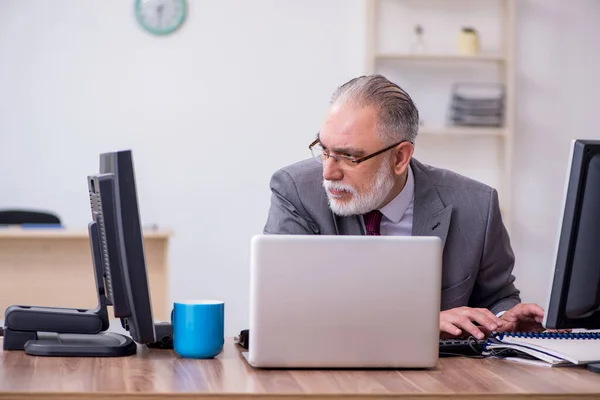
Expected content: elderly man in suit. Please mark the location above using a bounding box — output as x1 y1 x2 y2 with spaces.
263 74 545 339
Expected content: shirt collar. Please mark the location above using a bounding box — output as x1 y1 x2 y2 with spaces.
379 164 414 224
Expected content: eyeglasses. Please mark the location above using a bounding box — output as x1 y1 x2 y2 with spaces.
309 138 409 168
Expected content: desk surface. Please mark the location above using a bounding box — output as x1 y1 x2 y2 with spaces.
2 338 600 399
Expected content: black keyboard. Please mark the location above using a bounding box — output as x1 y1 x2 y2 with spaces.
439 337 487 357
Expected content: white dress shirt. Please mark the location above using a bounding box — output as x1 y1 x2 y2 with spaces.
371 164 415 236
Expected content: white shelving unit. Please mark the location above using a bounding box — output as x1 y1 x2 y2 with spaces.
418 125 504 137
374 53 507 63
364 0 516 230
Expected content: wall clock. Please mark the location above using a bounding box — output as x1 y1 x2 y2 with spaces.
134 0 187 36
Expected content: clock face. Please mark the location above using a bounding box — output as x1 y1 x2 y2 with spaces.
134 0 187 36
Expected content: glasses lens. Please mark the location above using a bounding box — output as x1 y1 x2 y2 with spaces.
311 143 325 163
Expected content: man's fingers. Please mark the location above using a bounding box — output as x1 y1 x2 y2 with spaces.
461 308 502 332
479 308 505 328
459 319 486 339
440 321 462 336
439 304 548 338
448 314 486 339
547 329 572 333
517 303 545 318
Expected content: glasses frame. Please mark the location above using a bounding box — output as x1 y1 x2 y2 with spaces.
309 138 410 166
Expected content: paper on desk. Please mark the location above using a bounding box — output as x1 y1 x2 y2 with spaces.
484 343 571 366
497 357 571 368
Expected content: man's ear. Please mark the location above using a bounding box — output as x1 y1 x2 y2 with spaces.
393 142 414 175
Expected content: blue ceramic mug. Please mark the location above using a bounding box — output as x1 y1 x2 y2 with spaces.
172 300 224 358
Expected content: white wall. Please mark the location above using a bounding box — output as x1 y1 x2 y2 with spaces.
511 0 600 305
0 0 364 335
1 0 599 335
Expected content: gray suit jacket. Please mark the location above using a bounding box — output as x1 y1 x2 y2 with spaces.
263 157 521 314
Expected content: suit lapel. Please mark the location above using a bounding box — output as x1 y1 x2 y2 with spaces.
411 159 452 249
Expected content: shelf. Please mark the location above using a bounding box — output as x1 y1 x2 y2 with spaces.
0 227 173 239
417 125 505 137
375 53 506 63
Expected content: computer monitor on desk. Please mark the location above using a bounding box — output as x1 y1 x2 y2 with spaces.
544 139 600 330
2 149 161 357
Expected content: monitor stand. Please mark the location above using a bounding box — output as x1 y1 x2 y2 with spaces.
2 222 136 357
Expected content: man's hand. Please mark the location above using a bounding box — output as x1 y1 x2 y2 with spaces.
440 306 505 340
498 303 545 333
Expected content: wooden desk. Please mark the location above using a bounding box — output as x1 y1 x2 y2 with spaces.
1 338 600 399
0 228 172 321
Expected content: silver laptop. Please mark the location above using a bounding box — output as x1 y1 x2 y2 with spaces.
246 234 442 369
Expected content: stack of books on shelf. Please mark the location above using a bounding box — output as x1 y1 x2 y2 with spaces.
448 82 505 127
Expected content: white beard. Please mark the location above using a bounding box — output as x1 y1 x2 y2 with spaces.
322 160 395 216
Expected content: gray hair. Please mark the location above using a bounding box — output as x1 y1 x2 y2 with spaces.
329 74 419 144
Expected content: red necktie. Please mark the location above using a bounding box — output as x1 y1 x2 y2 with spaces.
364 210 382 236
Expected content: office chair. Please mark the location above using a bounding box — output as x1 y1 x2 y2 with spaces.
0 209 61 225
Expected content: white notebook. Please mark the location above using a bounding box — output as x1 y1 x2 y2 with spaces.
485 331 600 366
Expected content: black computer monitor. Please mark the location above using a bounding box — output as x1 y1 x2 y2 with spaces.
2 149 161 357
544 139 600 330
92 149 155 344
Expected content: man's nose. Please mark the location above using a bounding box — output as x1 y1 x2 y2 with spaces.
322 157 343 181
